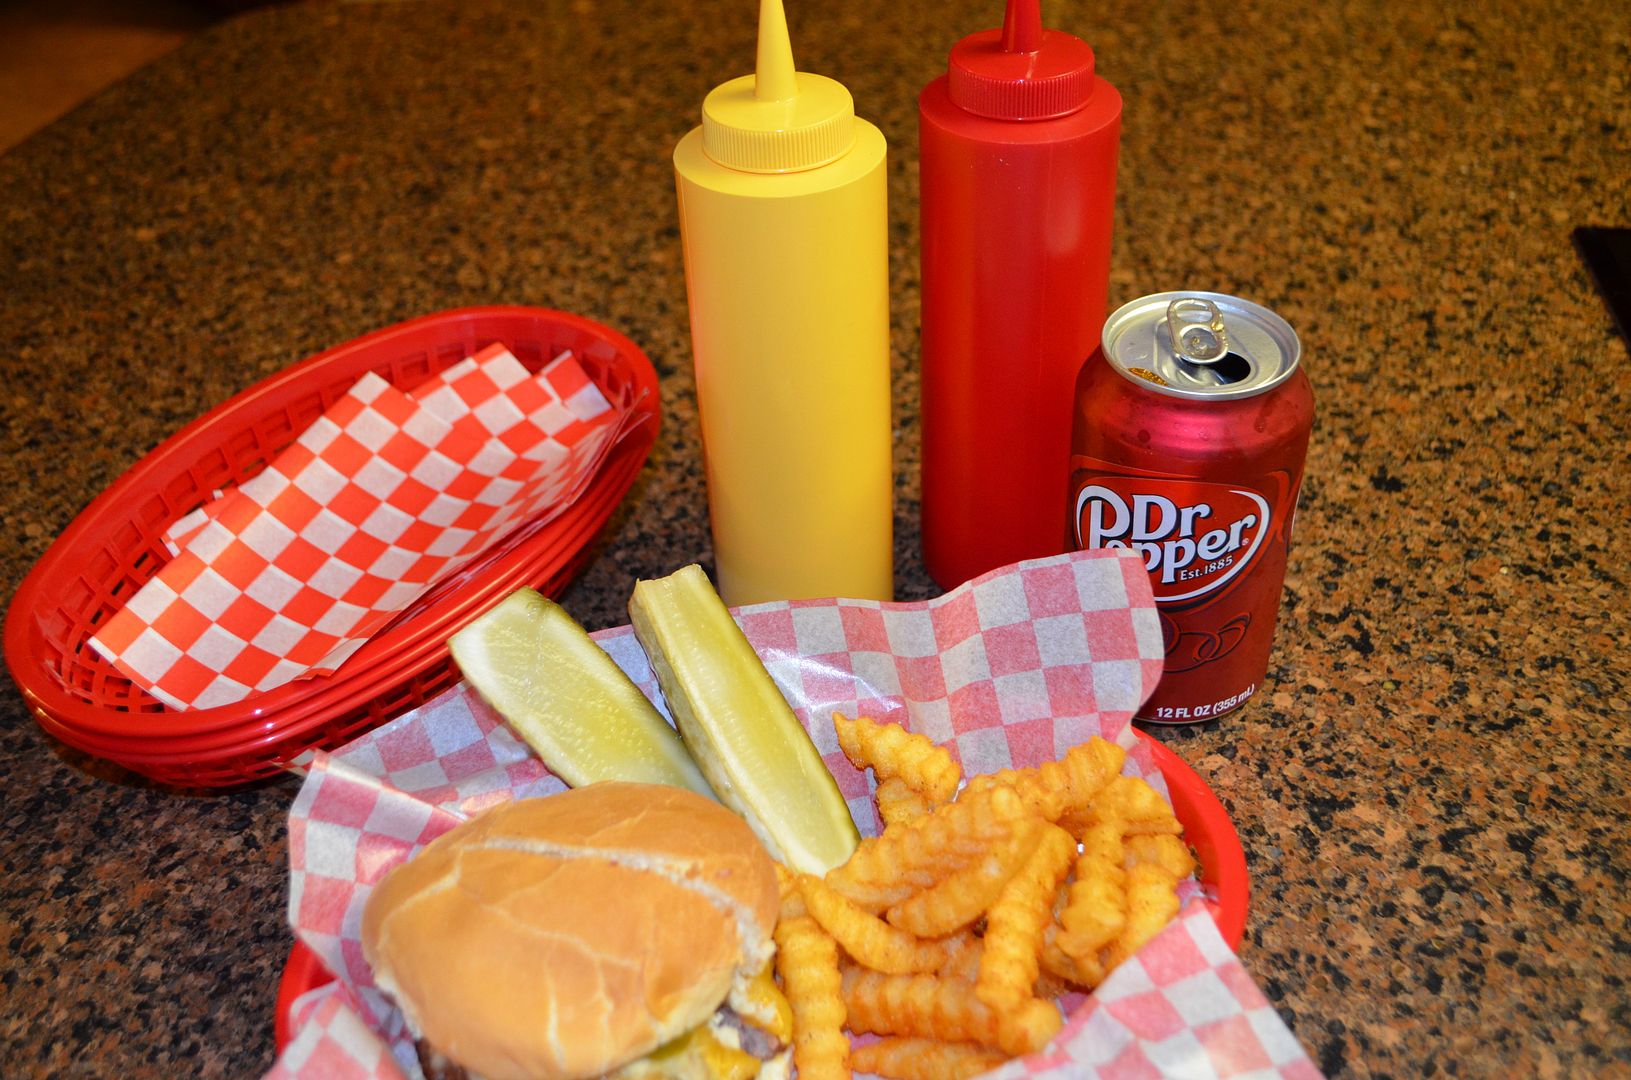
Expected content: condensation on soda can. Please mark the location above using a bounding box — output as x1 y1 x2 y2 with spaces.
1067 291 1315 724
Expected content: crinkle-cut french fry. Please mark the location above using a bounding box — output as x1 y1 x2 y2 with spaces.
975 823 1077 1012
774 914 848 1080
1097 775 1183 835
1040 925 1105 991
1055 817 1126 961
936 929 984 984
962 738 1126 822
1038 881 1099 992
775 862 808 921
850 1036 1009 1080
962 770 1054 821
1124 832 1197 879
1032 950 1071 999
841 969 1059 1058
1054 804 1095 840
1005 997 1066 1056
842 968 977 1043
1077 813 1124 866
886 818 1043 938
834 712 962 804
875 776 932 828
798 873 952 975
826 784 1027 910
1103 862 1181 970
1059 736 1128 809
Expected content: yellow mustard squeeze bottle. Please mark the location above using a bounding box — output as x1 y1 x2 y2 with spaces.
674 0 892 606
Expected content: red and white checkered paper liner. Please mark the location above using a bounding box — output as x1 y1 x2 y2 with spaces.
162 345 569 555
89 346 624 711
269 550 1319 1079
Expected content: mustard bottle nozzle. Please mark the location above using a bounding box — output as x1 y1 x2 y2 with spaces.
701 0 857 174
755 0 799 102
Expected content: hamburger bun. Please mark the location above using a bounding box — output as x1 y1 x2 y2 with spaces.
361 781 779 1080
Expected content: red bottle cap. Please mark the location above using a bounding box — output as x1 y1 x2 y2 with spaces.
947 0 1096 120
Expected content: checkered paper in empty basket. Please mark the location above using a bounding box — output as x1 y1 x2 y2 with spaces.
271 550 1319 1080
160 345 592 555
89 347 621 711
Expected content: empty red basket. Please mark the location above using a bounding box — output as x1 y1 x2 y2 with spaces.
3 307 661 788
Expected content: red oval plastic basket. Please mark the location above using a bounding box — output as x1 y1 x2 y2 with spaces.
3 307 660 788
271 728 1250 1051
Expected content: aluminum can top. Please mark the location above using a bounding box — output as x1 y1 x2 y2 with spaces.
1101 291 1302 402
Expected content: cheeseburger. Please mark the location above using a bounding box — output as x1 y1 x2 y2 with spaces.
362 782 791 1080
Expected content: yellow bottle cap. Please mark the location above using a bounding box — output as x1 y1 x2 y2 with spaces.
701 0 856 174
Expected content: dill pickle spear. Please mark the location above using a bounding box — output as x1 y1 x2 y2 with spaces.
628 564 860 874
450 589 714 797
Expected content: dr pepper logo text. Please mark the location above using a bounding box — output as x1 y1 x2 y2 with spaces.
1073 477 1270 602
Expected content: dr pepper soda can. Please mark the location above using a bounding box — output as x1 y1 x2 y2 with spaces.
1067 292 1314 723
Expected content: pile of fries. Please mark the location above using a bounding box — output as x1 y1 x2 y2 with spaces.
773 716 1196 1080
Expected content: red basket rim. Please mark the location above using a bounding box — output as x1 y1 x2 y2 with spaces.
271 729 1250 1052
4 307 659 754
1139 733 1251 948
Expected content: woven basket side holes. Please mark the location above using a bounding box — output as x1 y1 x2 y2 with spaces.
249 415 296 469
298 703 387 761
235 396 331 486
232 417 296 486
62 541 165 700
66 624 164 714
93 542 170 622
243 759 288 784
103 521 143 572
163 465 217 521
22 601 72 682
331 711 382 746
93 665 165 713
134 492 183 539
435 342 469 375
392 350 437 390
411 666 460 708
508 340 546 371
62 646 105 695
552 326 593 360
317 373 359 412
90 529 169 609
128 545 167 585
200 750 286 786
57 579 97 635
68 603 114 680
65 557 128 656
360 666 458 736
370 680 417 718
579 349 635 407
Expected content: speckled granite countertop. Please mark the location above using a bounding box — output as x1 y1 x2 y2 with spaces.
1 0 1627 1075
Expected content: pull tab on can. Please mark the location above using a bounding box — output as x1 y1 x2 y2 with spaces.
1166 297 1230 364
1100 290 1300 401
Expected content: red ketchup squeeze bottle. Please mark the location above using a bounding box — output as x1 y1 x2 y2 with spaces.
918 0 1122 588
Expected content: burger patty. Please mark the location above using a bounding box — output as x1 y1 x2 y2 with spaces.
715 1006 782 1062
412 1003 785 1080
414 1039 468 1080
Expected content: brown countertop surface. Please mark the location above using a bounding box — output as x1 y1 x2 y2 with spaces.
2 0 1628 1076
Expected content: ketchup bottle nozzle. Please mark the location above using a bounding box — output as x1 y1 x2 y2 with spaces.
946 0 1096 120
1001 0 1043 53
